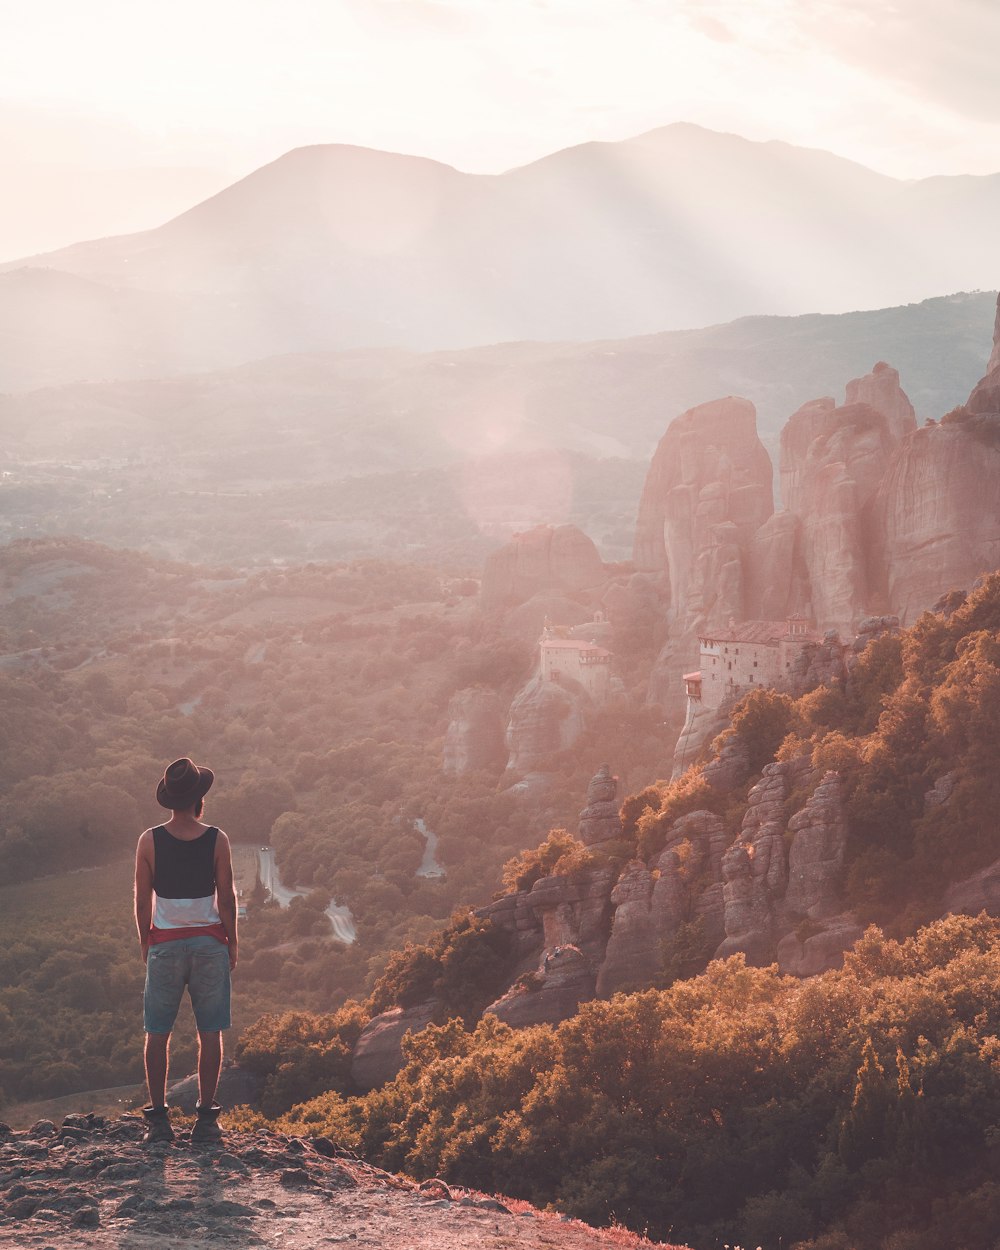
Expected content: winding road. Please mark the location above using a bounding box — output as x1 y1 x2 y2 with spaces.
257 846 357 943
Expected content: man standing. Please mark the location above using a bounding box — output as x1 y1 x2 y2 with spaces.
135 757 238 1144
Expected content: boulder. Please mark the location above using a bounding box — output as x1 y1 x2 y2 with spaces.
943 859 1000 917
350 1001 438 1092
442 688 507 775
168 1062 261 1114
776 914 864 977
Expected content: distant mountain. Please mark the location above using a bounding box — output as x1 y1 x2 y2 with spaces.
1 290 994 462
0 292 994 569
1 124 999 385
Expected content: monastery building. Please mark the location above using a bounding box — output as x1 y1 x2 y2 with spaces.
684 615 823 711
540 621 612 704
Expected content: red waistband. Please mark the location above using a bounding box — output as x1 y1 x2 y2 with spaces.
148 923 228 945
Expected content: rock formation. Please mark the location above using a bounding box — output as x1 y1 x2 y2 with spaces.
716 760 801 964
350 756 872 1086
844 361 917 442
779 377 908 632
633 396 773 628
784 771 849 919
0 1115 568 1247
481 523 606 612
442 688 507 774
577 764 622 847
486 944 596 1029
874 311 1000 624
745 509 810 621
594 861 659 996
876 421 1000 624
167 1062 260 1114
350 1001 439 1092
504 674 589 775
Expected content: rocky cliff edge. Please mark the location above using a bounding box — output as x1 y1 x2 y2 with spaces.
0 1115 686 1249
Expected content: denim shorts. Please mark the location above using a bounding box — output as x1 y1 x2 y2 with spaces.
143 935 232 1034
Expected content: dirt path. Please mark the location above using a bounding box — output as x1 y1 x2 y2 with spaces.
0 1116 689 1250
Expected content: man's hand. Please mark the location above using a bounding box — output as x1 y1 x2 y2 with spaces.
228 942 238 973
141 942 149 965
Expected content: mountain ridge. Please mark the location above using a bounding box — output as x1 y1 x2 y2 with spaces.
2 124 998 375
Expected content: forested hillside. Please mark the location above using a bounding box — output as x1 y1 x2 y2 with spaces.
0 536 670 1106
227 575 1000 1249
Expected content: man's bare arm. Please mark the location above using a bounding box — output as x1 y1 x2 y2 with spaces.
215 831 239 971
134 831 155 964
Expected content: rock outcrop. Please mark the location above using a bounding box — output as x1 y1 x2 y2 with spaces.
504 674 589 775
595 861 660 996
633 397 773 630
350 1001 439 1092
875 314 1000 624
716 760 801 964
943 860 1000 917
876 421 1000 623
351 757 872 1086
486 944 596 1028
442 688 507 774
0 1115 604 1249
780 383 906 632
745 509 810 621
167 1062 260 1114
784 771 849 919
481 524 605 612
776 913 864 977
968 292 1000 412
844 361 917 442
577 764 622 847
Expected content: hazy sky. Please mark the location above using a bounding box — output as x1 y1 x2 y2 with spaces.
2 0 999 258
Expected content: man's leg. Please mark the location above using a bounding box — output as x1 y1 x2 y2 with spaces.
144 1032 170 1108
197 1031 223 1107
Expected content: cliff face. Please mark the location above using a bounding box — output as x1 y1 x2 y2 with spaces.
875 296 1000 625
442 688 507 775
504 674 589 775
877 422 1000 623
639 331 1000 698
352 759 867 1086
779 384 906 632
633 396 773 629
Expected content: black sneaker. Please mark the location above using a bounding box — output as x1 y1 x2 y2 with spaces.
191 1102 223 1145
141 1105 174 1145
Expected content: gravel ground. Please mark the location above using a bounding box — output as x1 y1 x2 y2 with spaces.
0 1115 689 1250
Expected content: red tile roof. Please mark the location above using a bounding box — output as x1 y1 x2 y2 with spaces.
699 619 823 645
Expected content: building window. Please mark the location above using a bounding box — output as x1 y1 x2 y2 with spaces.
753 660 758 668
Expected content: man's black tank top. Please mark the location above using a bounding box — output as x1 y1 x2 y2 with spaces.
152 826 219 900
